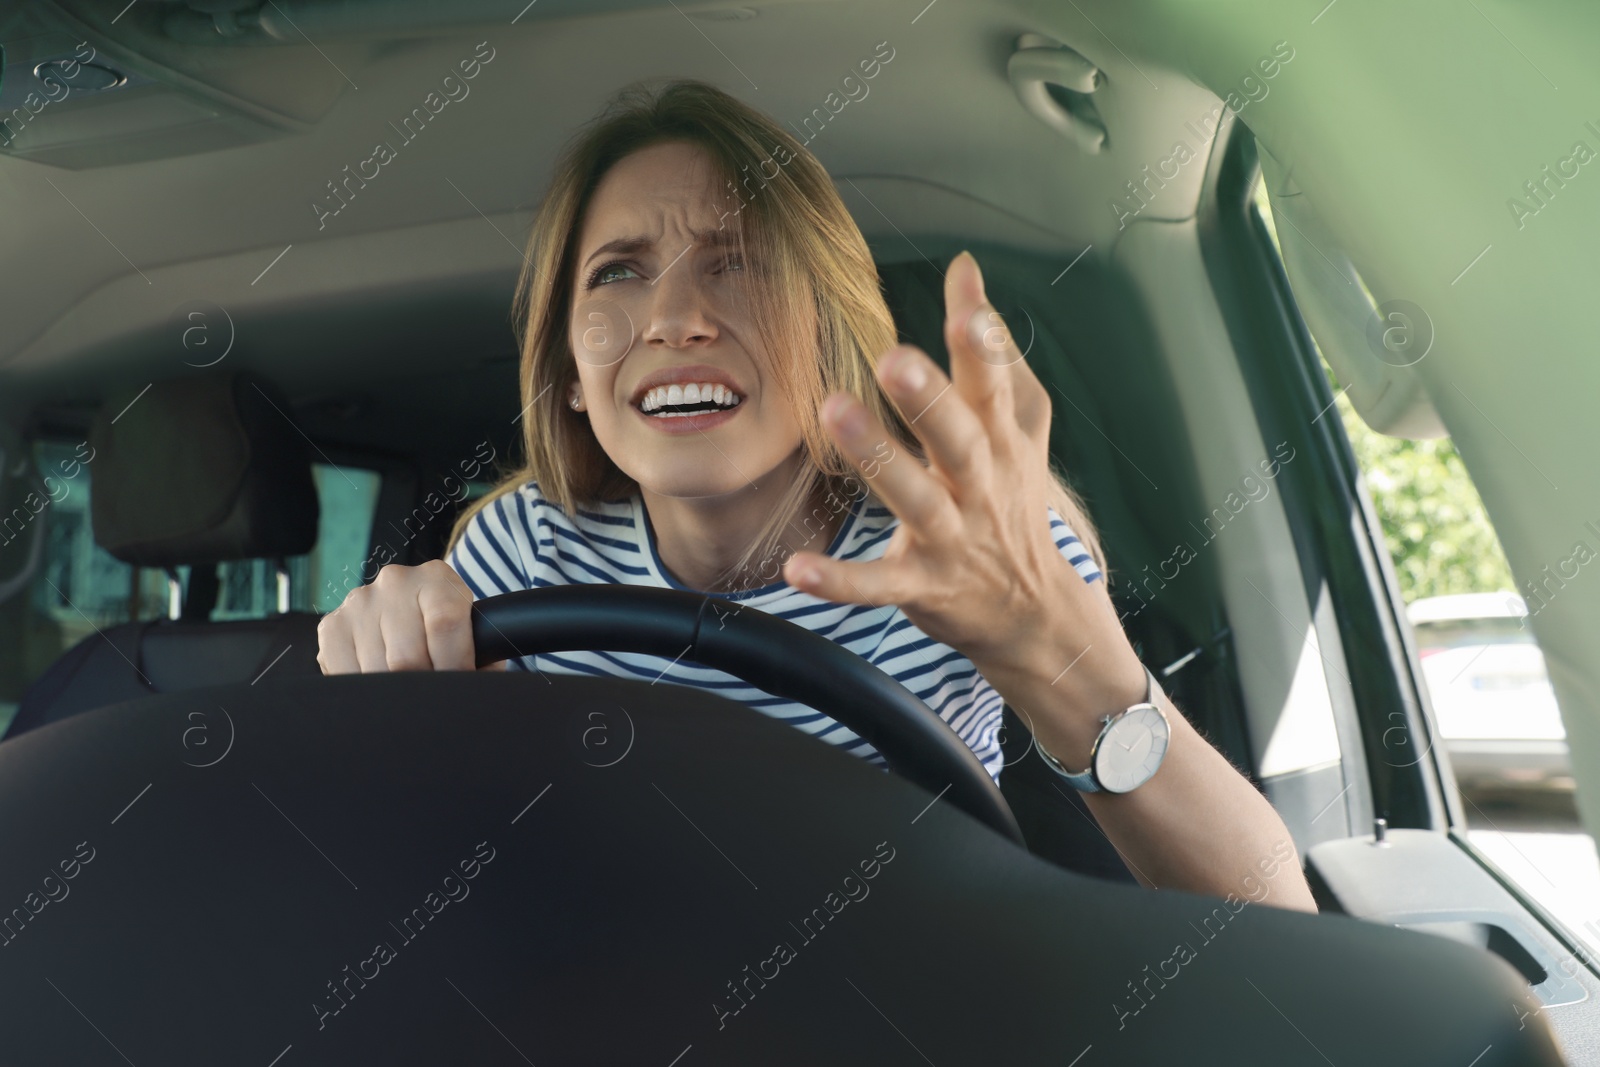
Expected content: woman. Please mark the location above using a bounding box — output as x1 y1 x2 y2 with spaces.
317 80 1315 912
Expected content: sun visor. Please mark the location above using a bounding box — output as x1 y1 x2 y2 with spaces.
1256 142 1445 439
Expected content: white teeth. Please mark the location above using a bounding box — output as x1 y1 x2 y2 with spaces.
637 382 744 415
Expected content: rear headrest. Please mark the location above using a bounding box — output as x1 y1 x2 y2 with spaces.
89 372 320 568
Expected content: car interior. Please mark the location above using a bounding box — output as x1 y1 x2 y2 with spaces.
0 0 1594 1063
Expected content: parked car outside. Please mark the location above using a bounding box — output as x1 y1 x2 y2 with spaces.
1410 593 1570 790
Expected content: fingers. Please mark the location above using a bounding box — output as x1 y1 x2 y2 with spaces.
1011 364 1052 446
827 255 1050 529
784 548 908 608
943 251 1052 445
944 251 1014 424
417 565 478 671
352 601 392 672
379 600 434 670
877 345 990 487
822 389 953 533
315 610 360 675
315 561 481 674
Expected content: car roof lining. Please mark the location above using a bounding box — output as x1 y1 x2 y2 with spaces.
0 0 1224 415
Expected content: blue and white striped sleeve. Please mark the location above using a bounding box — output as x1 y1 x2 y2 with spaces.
1048 507 1103 584
446 489 534 600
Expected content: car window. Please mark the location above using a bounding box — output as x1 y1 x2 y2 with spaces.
1251 170 1600 960
0 442 381 735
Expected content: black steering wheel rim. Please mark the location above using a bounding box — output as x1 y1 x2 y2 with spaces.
470 585 1024 845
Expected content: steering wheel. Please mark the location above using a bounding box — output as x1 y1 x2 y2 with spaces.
470 586 1024 845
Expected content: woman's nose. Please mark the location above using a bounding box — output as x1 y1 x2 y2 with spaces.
642 260 718 349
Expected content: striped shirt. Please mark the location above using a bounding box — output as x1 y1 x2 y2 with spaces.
446 481 1102 781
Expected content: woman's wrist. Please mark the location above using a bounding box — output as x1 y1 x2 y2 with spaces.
971 600 1150 764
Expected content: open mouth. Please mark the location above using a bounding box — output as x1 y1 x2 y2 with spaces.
636 382 745 418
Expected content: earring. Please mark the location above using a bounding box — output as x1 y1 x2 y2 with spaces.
569 393 583 411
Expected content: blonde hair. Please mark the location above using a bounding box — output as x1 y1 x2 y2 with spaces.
447 79 1105 590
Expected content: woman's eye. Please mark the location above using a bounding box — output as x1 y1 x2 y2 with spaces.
586 261 638 288
718 255 746 275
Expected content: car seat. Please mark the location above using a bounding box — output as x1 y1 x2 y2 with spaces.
4 372 327 738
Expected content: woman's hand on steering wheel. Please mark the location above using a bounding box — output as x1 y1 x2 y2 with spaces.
317 560 508 674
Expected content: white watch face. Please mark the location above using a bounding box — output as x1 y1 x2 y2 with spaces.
1092 704 1170 793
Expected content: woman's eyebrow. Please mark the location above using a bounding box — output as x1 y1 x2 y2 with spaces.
583 235 652 268
581 228 737 269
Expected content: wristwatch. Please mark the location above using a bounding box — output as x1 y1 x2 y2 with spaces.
1036 665 1170 794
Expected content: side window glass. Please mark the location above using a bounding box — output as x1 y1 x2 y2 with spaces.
1252 171 1600 962
305 464 385 615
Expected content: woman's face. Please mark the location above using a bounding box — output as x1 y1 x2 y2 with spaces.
568 139 807 501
